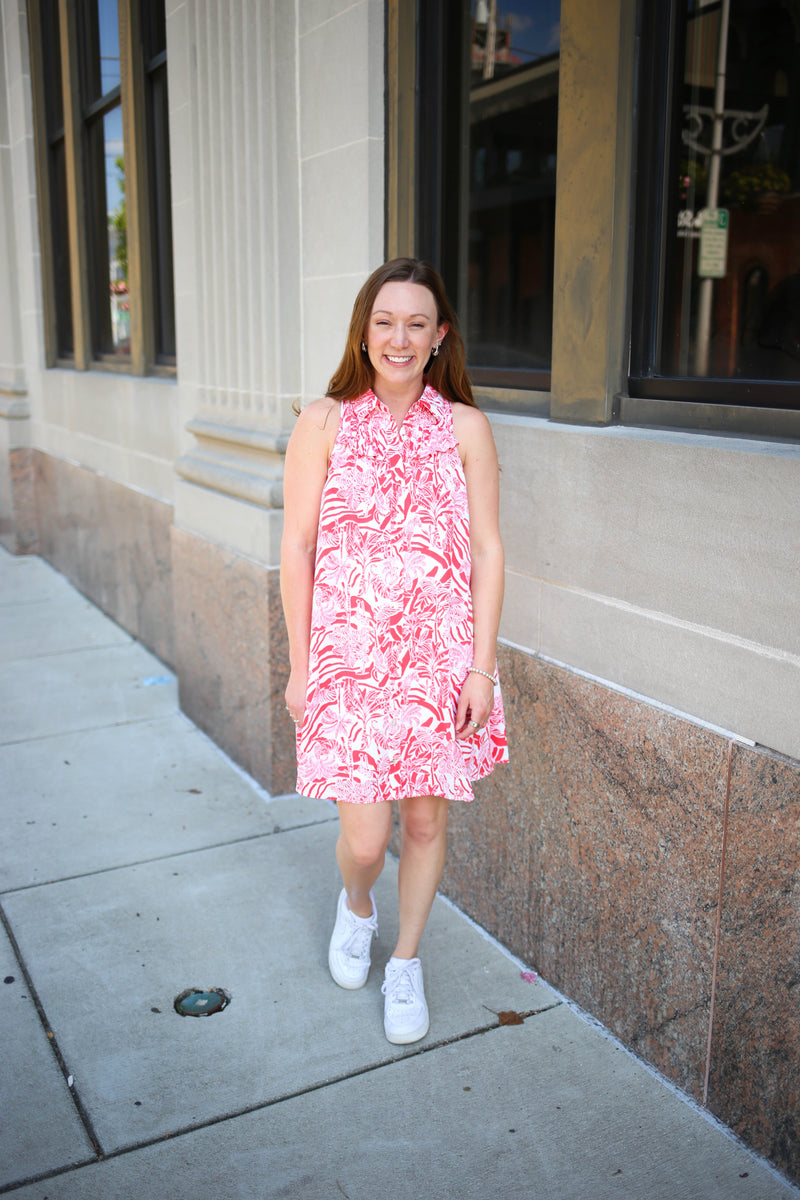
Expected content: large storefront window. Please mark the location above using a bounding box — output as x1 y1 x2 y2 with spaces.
632 0 800 410
415 1 561 390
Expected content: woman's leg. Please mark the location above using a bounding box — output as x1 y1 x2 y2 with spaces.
393 794 450 959
335 800 393 917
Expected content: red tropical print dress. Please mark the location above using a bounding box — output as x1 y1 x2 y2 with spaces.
296 385 508 804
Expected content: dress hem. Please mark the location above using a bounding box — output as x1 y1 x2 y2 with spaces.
296 755 507 806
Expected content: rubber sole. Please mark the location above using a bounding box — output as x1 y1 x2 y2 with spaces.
328 951 370 990
384 1015 430 1044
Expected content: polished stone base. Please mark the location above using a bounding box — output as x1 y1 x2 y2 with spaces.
436 644 800 1184
32 451 174 666
171 526 294 797
0 446 37 555
709 744 800 1181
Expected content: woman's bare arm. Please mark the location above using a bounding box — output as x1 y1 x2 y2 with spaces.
280 398 339 720
451 403 504 739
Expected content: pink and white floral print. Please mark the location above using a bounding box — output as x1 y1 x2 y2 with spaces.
296 386 508 804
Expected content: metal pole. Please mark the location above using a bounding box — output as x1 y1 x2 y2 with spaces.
694 0 731 376
483 0 497 80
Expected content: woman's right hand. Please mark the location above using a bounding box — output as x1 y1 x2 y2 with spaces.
284 668 308 729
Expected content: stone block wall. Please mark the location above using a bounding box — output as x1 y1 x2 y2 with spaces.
32 453 175 668
171 526 294 797
436 643 800 1183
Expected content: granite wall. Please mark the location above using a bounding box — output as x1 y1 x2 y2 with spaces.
0 445 37 555
434 642 799 1183
171 526 294 798
32 451 175 667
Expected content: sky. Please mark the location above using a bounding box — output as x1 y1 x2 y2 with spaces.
93 0 124 216
475 0 562 60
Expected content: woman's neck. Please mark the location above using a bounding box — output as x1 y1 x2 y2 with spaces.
372 380 426 426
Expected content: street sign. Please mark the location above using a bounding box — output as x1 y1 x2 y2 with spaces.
698 208 729 278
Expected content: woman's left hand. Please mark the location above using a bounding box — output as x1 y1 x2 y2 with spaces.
454 673 495 741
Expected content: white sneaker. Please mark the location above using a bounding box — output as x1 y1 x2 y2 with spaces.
328 889 378 989
381 957 429 1044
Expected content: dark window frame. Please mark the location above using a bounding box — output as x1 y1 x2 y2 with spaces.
628 0 800 431
394 0 556 397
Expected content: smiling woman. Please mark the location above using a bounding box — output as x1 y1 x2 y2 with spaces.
280 257 508 1047
364 283 447 402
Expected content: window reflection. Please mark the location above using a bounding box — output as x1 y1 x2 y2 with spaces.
667 0 800 381
105 109 130 354
467 1 560 370
97 0 121 93
81 0 129 358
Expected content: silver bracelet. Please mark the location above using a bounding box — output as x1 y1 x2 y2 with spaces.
468 666 497 685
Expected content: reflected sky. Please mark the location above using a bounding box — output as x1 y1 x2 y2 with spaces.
473 0 561 60
98 0 121 92
104 107 124 215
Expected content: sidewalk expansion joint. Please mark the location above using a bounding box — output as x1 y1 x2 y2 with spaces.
0 713 181 750
0 904 105 1165
4 638 136 664
0 818 340 897
1 1001 564 1192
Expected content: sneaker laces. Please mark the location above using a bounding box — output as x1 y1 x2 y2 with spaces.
382 961 417 1004
341 911 378 960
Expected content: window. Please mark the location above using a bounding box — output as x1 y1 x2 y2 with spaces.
394 1 561 391
38 3 72 359
631 0 800 416
29 0 175 373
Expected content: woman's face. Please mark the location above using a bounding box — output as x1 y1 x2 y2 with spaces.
365 281 448 397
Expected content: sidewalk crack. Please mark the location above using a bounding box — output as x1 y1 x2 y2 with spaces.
0 904 105 1165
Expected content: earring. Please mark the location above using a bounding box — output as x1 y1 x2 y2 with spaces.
432 344 439 357
361 341 367 352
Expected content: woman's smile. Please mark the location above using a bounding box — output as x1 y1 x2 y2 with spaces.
366 280 447 398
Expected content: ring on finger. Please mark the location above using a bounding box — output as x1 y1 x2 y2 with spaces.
469 719 480 730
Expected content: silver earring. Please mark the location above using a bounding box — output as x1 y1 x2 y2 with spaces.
361 341 367 352
432 344 439 357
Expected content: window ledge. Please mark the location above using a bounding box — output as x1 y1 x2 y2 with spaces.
0 391 30 419
474 385 551 417
618 395 800 443
487 408 800 459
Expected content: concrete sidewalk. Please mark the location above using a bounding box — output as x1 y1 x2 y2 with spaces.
1 546 796 1200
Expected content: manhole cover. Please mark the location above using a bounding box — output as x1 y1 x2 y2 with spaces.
173 987 231 1017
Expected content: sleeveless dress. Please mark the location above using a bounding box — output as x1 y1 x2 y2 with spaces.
296 385 508 804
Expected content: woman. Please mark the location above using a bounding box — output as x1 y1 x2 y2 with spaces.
280 258 507 1045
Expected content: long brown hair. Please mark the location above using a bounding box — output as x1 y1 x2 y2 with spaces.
326 258 476 407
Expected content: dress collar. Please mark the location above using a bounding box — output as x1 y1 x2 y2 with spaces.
360 383 443 421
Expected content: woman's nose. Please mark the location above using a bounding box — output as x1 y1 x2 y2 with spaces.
391 325 409 347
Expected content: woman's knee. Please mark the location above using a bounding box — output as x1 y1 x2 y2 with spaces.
337 804 391 869
400 796 449 848
341 831 388 870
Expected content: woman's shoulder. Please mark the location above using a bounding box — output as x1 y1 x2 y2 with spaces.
450 399 491 439
296 395 341 426
289 396 342 460
296 396 341 436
